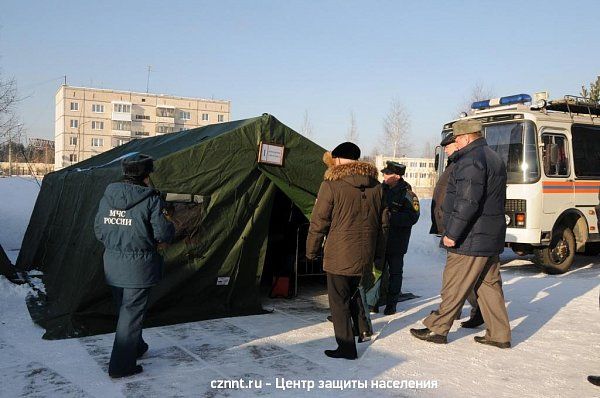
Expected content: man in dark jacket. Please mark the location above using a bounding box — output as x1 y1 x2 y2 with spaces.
430 134 483 328
94 154 175 378
379 161 419 315
411 119 511 348
306 142 388 360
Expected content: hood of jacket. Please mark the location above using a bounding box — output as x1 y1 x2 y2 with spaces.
104 182 156 210
324 161 379 188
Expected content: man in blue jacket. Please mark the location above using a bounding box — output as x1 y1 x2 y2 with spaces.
410 119 511 348
94 154 174 378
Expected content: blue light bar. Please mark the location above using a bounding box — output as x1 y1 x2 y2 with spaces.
500 94 532 105
471 93 532 110
471 99 490 109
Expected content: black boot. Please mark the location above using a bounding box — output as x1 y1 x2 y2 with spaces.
324 349 357 360
588 375 600 386
369 305 379 314
383 304 396 316
461 307 484 328
137 342 149 359
409 328 447 344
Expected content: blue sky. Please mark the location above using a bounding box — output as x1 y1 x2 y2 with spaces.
1 0 599 155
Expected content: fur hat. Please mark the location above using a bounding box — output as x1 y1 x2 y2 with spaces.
122 154 154 178
331 142 361 160
453 119 482 136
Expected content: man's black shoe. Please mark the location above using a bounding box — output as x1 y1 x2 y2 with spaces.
410 328 447 344
357 332 372 343
473 336 511 349
461 308 484 328
327 315 333 323
587 375 600 386
109 365 143 379
383 305 396 316
369 305 379 314
324 349 357 360
137 342 149 358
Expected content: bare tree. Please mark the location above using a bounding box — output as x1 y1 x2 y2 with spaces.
379 99 412 158
299 109 313 138
346 110 359 143
0 72 18 140
457 81 495 116
581 75 600 103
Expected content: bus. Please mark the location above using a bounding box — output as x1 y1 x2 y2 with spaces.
437 93 600 274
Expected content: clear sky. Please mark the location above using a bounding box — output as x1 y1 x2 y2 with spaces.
1 0 599 155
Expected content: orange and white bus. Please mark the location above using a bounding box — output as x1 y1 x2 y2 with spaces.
437 93 600 273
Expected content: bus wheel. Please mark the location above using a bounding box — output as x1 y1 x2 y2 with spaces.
533 227 575 274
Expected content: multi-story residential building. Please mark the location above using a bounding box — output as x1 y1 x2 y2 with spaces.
55 85 231 169
374 155 437 198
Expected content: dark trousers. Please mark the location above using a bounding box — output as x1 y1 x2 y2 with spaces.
385 253 405 305
109 287 150 375
327 273 362 357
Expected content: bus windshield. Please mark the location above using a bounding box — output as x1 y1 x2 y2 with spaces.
484 121 539 184
439 120 539 184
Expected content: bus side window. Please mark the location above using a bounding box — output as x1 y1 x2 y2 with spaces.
542 134 569 177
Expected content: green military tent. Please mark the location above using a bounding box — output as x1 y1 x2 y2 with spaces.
17 114 326 339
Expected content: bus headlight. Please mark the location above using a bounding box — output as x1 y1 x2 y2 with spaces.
505 215 511 225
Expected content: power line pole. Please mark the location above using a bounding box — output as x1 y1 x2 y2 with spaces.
146 65 152 93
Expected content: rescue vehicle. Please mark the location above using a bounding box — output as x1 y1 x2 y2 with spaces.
437 93 600 273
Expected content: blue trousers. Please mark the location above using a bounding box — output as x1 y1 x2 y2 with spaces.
109 287 150 375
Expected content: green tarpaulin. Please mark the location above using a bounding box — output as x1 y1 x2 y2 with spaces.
17 114 326 339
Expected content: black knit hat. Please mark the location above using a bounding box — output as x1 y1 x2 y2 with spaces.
122 154 154 178
331 142 361 160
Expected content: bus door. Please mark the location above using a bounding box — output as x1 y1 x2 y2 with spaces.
540 131 574 214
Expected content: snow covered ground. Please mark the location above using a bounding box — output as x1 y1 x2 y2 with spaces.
0 176 599 397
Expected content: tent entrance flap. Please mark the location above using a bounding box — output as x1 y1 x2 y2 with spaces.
261 189 324 298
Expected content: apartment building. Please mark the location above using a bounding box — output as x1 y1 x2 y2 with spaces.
55 85 231 169
374 155 437 198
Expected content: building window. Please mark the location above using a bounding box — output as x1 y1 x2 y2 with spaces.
91 121 104 130
157 107 175 117
114 138 128 147
156 125 174 134
69 154 78 162
91 138 104 147
70 102 79 111
179 111 191 120
218 114 224 122
113 121 131 131
202 113 209 121
92 104 104 113
135 114 150 120
134 131 149 136
113 103 131 113
70 119 78 128
69 136 77 146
